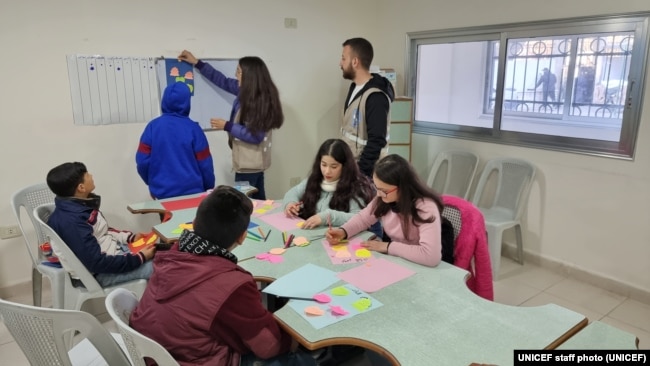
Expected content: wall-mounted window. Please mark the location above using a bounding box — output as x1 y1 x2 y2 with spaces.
407 13 650 159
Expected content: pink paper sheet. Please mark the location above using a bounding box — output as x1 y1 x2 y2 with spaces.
337 258 416 293
258 211 305 232
321 238 373 265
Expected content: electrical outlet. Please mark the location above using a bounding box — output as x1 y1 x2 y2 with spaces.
0 225 22 239
290 177 301 186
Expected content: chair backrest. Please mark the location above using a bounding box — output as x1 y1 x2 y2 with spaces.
427 150 479 199
33 204 104 294
471 158 536 221
0 297 131 366
441 204 462 241
105 288 179 366
441 195 494 301
10 183 56 265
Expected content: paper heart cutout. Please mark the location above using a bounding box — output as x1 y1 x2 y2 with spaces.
293 237 310 246
267 254 284 263
255 253 283 264
352 298 372 312
330 286 350 296
329 305 349 316
335 250 351 258
304 306 325 316
355 248 372 258
313 293 331 303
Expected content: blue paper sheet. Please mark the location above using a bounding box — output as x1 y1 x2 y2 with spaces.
165 58 195 95
287 284 383 330
261 263 340 298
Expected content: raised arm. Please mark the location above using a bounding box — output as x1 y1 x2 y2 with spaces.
178 50 240 95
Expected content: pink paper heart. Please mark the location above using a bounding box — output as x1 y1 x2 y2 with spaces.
349 243 363 251
267 254 284 264
313 293 331 303
329 305 349 316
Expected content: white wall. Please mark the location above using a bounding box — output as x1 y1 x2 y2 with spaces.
0 0 377 288
375 0 650 294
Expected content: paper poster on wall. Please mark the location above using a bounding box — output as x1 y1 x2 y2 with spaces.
156 58 238 130
164 58 195 95
66 55 160 125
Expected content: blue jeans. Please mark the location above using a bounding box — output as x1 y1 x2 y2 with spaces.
369 220 383 239
236 172 266 200
95 261 152 287
94 244 153 287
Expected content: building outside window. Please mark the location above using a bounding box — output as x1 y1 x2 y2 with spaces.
409 13 650 158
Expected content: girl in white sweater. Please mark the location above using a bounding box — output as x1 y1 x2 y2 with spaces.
283 139 374 229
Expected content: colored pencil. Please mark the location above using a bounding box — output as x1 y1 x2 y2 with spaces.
257 227 266 239
280 296 317 302
247 230 263 240
264 229 271 242
284 234 295 249
246 235 261 242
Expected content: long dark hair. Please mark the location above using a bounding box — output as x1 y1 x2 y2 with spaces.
300 139 374 219
372 154 443 240
238 56 283 135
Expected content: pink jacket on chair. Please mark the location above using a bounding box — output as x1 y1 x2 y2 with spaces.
442 195 494 300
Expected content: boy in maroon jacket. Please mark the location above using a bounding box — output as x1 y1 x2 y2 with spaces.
130 186 315 365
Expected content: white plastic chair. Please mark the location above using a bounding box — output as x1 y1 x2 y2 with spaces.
0 297 131 366
10 183 65 308
105 288 179 366
33 203 147 311
471 158 536 277
426 150 479 199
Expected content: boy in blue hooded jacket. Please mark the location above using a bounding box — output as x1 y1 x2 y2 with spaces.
136 82 215 199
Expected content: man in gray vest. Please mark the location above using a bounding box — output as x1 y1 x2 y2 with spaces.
340 37 395 177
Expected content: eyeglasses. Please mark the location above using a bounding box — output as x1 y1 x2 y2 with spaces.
376 186 398 198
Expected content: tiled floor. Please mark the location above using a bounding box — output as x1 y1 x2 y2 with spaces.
1 257 648 365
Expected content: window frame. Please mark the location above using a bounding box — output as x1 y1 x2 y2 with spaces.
406 12 650 159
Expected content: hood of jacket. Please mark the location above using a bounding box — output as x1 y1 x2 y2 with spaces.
364 73 396 102
148 245 242 302
161 82 191 116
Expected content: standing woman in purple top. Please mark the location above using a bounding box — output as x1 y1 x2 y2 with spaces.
178 50 284 200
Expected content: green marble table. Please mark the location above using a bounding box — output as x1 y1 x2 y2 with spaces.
240 236 588 366
557 321 639 350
